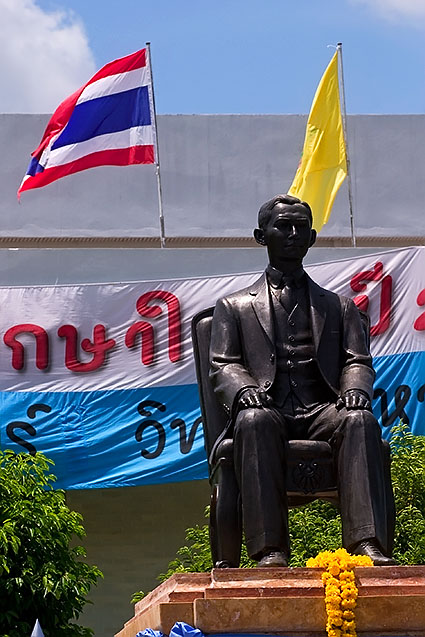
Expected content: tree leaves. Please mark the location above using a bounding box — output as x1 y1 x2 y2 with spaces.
0 450 102 637
390 423 425 565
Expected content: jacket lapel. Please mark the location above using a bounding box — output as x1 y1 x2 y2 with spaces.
307 275 327 352
250 272 328 351
250 274 274 345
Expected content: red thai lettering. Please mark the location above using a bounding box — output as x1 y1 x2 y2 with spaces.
125 322 154 365
58 324 116 372
413 288 425 331
350 262 393 336
4 324 49 370
126 290 182 365
137 291 181 362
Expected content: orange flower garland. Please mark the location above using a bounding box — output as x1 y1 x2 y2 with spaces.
307 549 373 637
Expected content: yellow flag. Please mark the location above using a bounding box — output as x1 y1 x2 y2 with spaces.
288 51 347 232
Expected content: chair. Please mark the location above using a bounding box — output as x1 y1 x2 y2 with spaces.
192 307 352 568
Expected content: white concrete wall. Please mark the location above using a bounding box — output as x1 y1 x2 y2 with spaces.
2 114 424 239
0 245 391 287
67 481 210 636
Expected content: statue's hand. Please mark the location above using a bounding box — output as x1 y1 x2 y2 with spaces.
238 388 273 410
337 389 371 411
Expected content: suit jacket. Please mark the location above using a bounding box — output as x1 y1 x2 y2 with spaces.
209 272 375 417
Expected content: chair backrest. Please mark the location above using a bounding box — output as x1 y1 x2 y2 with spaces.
359 309 371 349
191 308 228 462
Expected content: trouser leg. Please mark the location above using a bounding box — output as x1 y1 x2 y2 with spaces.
328 407 394 553
233 407 288 559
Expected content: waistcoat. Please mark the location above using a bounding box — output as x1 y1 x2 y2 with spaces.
270 285 332 413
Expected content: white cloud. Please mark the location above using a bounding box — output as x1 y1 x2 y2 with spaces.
351 0 425 20
0 0 96 113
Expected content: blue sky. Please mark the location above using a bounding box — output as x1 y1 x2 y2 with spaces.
1 0 424 114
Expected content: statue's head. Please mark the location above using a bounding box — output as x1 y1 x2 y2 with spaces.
254 194 316 268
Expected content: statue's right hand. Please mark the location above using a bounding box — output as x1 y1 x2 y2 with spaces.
238 388 273 410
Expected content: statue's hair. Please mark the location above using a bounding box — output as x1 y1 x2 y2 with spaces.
257 194 313 229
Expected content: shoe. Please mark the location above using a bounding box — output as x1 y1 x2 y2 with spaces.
352 539 396 566
215 560 233 568
256 550 288 568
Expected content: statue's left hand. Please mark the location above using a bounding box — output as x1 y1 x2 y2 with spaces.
237 387 273 410
337 389 371 411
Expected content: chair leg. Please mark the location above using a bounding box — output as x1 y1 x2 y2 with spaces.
210 461 242 567
381 440 396 556
209 484 220 567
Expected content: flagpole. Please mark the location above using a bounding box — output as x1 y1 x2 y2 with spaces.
336 42 356 248
146 42 166 248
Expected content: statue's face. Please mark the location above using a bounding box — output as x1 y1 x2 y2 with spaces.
260 203 315 264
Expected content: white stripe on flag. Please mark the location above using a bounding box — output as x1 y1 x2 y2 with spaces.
77 67 150 105
45 125 154 168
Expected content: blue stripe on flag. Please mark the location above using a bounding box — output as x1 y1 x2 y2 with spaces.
52 86 151 150
27 156 45 176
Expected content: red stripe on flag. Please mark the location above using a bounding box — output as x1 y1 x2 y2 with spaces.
18 145 154 195
87 49 146 84
32 87 85 158
31 49 147 160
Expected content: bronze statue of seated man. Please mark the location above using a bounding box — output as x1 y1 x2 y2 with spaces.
209 194 395 567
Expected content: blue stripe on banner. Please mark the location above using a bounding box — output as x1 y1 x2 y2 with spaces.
372 350 425 438
0 384 207 490
51 86 151 150
0 351 423 490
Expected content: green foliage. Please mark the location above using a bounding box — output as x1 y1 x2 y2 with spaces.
0 450 102 637
390 423 425 565
143 424 425 587
130 591 146 604
288 500 342 567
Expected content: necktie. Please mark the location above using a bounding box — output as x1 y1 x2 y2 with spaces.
279 278 297 315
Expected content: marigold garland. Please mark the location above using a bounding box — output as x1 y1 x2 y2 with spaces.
306 549 373 637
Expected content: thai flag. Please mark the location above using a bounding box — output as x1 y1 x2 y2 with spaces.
18 48 155 197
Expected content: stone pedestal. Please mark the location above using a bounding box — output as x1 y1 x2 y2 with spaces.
115 566 425 637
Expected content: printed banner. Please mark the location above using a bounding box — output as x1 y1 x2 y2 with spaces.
0 247 424 489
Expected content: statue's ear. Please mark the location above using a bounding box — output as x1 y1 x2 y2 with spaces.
309 229 317 247
254 228 266 246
